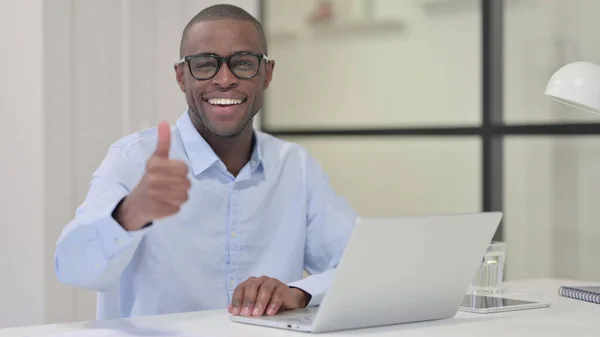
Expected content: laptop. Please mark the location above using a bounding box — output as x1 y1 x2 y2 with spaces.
230 212 503 333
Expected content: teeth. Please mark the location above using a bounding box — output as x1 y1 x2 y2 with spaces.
208 98 243 105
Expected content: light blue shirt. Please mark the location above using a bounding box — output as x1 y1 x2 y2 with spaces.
54 111 358 320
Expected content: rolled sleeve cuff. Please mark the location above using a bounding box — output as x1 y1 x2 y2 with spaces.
96 214 149 257
82 196 151 258
287 277 326 307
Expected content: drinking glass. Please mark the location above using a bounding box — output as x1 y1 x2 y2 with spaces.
469 241 506 294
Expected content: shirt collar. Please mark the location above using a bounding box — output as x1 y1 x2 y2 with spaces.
248 133 263 173
176 111 263 177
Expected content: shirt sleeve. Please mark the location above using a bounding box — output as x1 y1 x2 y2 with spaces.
287 151 358 306
54 143 150 291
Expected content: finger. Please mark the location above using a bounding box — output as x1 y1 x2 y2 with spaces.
146 176 191 193
266 287 286 316
148 201 182 219
154 190 189 208
153 121 171 158
147 158 189 177
253 280 278 316
147 182 189 203
162 160 189 176
230 284 246 315
241 279 260 316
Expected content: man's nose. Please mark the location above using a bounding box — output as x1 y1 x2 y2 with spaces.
212 63 239 89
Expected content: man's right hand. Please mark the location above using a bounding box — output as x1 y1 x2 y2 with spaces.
116 121 191 231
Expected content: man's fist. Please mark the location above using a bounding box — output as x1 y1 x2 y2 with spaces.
116 122 191 231
228 276 310 317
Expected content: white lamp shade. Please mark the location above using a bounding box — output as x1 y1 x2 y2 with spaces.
545 61 600 114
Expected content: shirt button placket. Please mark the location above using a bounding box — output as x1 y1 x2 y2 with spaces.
228 182 238 292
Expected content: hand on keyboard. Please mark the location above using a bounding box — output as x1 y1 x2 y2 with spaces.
228 276 311 317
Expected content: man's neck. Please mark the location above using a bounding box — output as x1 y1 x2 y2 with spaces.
197 124 254 177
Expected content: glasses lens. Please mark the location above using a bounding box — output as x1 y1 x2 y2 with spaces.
188 55 219 79
230 54 261 78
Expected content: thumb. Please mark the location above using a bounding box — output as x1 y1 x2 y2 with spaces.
154 121 171 158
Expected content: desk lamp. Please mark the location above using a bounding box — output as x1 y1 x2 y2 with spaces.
544 61 600 308
545 61 600 113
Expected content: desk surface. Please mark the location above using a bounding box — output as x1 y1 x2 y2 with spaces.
3 278 600 337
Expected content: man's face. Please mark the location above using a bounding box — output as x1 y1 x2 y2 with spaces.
175 20 274 138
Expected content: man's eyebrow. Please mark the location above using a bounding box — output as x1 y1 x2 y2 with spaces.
185 50 260 56
234 50 262 54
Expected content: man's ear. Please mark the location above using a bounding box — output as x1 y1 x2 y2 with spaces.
264 60 275 89
174 63 185 92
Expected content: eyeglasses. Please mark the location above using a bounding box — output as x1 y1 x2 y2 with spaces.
178 51 272 81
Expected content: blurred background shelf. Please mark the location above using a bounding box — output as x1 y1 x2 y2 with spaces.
266 18 405 43
266 30 299 44
310 18 405 37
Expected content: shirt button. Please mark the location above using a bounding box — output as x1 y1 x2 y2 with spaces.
231 231 237 238
230 280 236 287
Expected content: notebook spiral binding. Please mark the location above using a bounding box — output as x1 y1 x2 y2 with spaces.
558 286 600 304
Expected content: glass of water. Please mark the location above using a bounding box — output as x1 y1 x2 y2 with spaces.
469 241 506 294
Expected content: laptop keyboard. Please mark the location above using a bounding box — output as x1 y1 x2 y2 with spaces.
284 314 315 324
298 315 314 322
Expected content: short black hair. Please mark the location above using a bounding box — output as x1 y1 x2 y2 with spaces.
179 4 267 58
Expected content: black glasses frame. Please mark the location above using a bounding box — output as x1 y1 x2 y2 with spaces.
178 51 272 81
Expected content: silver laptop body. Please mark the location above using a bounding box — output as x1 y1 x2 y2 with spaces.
230 212 503 333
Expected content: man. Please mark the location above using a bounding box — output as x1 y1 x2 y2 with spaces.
54 4 357 319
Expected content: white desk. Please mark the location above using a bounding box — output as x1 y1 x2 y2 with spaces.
2 278 600 337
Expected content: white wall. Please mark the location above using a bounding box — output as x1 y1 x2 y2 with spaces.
0 0 45 328
0 0 259 328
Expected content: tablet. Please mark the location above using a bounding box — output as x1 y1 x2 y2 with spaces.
458 294 551 314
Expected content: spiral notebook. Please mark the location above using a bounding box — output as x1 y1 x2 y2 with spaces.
558 286 600 304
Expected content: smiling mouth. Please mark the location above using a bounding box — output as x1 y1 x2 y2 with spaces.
204 98 247 106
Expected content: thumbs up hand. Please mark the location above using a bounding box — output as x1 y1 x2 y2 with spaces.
115 122 191 231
